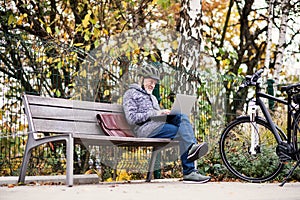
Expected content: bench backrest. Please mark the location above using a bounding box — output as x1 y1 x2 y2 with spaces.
23 94 124 135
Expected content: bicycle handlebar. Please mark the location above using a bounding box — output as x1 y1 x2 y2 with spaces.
281 83 300 94
251 68 264 83
238 68 300 95
238 68 264 92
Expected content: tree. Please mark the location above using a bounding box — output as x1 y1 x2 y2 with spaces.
269 0 300 83
0 0 180 99
201 0 268 121
201 0 300 121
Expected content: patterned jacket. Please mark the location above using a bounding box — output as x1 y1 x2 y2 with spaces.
122 83 165 137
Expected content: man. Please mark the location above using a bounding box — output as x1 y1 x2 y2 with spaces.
122 62 210 183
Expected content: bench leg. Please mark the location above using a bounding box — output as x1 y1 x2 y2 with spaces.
18 146 33 184
66 134 74 187
146 147 159 182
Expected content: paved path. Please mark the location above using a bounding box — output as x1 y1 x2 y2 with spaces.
1 180 300 200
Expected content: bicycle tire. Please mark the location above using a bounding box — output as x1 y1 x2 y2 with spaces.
220 116 285 183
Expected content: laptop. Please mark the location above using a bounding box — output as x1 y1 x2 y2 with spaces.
151 94 197 121
169 94 197 115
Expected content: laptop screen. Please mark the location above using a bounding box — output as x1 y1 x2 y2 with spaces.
170 94 197 115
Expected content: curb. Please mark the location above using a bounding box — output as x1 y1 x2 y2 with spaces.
0 175 181 186
0 174 99 186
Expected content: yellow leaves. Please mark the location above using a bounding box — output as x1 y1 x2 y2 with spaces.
116 169 131 181
93 28 101 38
82 10 92 28
151 0 158 5
121 1 128 9
46 27 52 34
55 90 61 97
106 170 132 182
47 57 53 63
106 177 113 182
18 124 26 132
80 69 87 78
217 49 231 68
8 13 28 26
84 33 90 41
8 14 16 26
36 56 47 63
94 40 100 48
16 13 27 26
85 44 91 51
74 43 84 47
171 40 178 49
104 90 110 96
50 89 61 97
125 51 131 60
57 61 62 69
102 29 109 35
134 49 141 55
226 81 231 89
223 58 231 65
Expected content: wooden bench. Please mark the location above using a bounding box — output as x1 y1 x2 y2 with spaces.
18 94 179 186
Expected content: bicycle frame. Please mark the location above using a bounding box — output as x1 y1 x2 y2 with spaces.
254 82 290 143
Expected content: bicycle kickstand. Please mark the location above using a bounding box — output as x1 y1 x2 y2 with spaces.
279 160 300 187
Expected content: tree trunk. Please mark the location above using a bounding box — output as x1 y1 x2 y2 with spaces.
174 0 202 95
273 0 289 81
264 0 275 74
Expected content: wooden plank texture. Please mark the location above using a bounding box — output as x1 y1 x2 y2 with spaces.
32 119 104 135
30 105 106 122
73 134 178 147
24 94 177 145
26 94 123 112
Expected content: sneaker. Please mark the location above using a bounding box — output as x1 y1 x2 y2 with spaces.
183 171 211 183
187 142 208 162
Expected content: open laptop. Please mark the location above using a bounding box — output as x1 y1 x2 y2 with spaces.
151 94 197 121
169 94 197 115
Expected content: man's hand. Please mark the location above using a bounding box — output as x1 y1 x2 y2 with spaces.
157 109 170 115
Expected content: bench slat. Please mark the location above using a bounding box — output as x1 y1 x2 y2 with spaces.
73 133 178 147
26 95 123 112
30 105 105 122
32 119 104 135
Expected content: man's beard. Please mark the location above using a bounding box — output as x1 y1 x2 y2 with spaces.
146 90 153 94
142 85 153 94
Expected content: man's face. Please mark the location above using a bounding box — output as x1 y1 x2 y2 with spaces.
143 78 157 94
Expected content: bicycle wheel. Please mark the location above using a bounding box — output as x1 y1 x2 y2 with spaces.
220 116 284 182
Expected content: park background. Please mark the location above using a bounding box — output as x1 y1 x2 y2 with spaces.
1 0 300 183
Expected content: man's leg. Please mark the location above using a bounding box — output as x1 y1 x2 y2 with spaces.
149 123 196 175
149 117 210 183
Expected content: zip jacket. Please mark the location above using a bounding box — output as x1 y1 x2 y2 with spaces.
122 83 165 137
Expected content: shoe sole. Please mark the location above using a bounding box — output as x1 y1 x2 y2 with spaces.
182 178 211 184
187 142 208 162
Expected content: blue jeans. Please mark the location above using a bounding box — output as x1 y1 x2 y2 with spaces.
148 114 197 175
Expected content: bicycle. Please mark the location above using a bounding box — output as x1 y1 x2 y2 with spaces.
219 68 300 186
